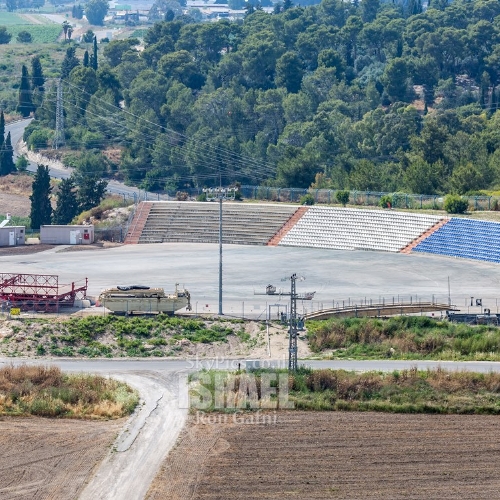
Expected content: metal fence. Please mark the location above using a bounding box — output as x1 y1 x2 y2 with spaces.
138 185 496 211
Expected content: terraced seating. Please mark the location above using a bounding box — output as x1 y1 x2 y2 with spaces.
137 201 298 245
413 218 500 263
278 207 445 252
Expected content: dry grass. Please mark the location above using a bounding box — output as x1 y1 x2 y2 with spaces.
0 174 33 197
0 364 139 419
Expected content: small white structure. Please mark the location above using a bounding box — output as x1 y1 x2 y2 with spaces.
40 225 94 245
0 226 26 247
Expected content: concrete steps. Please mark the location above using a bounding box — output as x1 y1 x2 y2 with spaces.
401 218 450 254
267 206 309 246
124 202 153 244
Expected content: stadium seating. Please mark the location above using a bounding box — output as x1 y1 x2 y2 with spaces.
413 218 500 263
278 207 444 252
137 201 298 245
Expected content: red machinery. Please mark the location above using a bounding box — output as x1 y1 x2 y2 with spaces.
0 273 88 312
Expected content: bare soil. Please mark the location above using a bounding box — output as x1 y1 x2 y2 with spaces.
147 411 500 500
0 416 123 499
0 192 30 218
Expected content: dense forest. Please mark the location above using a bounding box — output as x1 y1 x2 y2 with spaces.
23 0 500 195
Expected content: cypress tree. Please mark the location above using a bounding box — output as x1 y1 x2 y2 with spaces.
83 50 89 67
53 177 79 224
17 64 34 117
0 110 5 147
0 131 15 176
31 56 45 92
30 164 52 229
0 110 5 176
92 36 98 71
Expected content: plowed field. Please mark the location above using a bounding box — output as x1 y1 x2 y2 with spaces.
147 411 500 499
0 417 122 499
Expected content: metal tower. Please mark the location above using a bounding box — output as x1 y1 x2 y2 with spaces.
53 79 64 149
288 273 298 371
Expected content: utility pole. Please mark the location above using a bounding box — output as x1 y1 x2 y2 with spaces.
261 274 313 371
288 273 298 371
203 187 237 315
53 79 64 149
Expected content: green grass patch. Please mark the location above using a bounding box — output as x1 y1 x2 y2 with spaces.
2 315 240 358
307 316 500 360
7 25 62 44
0 13 28 25
0 364 138 418
193 367 500 414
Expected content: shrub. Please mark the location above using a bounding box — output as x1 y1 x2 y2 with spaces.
176 191 189 201
197 192 207 202
336 190 349 206
300 193 315 205
27 128 52 150
16 31 32 43
444 194 468 214
379 194 393 209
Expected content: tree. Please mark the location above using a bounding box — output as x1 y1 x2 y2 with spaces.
275 52 303 93
31 55 45 92
91 36 98 71
336 190 350 206
76 175 108 211
0 27 12 45
15 155 28 173
62 20 71 41
444 194 468 214
16 30 32 43
381 58 409 103
5 0 16 12
82 29 95 43
17 65 34 117
72 4 84 19
30 165 52 229
61 47 80 79
53 177 79 224
85 0 109 26
83 50 89 67
0 132 15 176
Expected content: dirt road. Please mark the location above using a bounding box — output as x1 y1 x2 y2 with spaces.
79 371 188 500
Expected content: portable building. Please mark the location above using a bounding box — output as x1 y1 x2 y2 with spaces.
0 226 25 247
40 225 94 245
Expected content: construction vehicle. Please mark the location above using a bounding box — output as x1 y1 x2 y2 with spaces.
98 284 191 315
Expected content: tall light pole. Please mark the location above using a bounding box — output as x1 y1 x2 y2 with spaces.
204 187 237 315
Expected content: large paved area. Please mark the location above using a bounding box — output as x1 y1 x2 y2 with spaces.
146 411 500 500
1 243 500 317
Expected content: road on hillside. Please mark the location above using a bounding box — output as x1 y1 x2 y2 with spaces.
6 118 168 201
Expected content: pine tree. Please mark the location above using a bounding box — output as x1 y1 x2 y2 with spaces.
53 177 79 224
31 56 45 92
92 36 98 71
0 132 15 176
76 175 108 211
61 47 80 79
30 164 52 229
17 64 34 117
